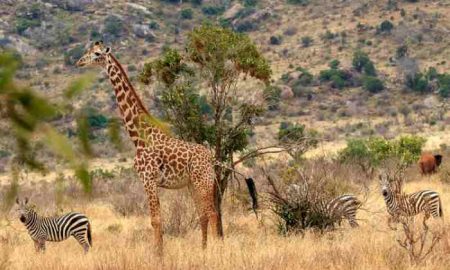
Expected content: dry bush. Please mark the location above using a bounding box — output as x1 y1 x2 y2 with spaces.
261 158 364 234
396 217 444 265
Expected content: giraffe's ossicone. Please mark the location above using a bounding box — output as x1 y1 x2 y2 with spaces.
76 41 221 255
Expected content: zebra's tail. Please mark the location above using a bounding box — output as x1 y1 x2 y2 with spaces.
87 222 93 247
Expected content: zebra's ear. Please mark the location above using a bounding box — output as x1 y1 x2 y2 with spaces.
15 198 19 205
24 197 29 204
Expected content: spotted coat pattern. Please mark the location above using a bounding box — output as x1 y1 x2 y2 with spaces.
76 41 220 255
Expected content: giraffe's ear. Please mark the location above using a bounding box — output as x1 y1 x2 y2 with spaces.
104 47 111 54
94 40 103 46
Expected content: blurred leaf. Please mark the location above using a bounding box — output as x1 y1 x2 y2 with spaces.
75 165 92 193
107 117 123 151
1 165 19 213
41 126 75 161
64 74 94 99
76 114 93 157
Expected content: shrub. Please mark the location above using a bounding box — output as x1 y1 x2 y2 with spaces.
301 36 313 47
322 30 336 41
149 21 160 30
201 5 224 16
278 122 318 160
319 69 351 89
181 8 193 19
437 73 450 98
190 0 203 5
329 59 340 69
243 0 258 7
352 50 373 73
396 45 408 58
339 135 425 168
269 35 282 45
83 108 109 129
235 21 257 32
405 72 429 93
379 20 394 33
362 76 384 93
287 0 309 6
64 45 85 66
264 85 282 111
15 18 41 35
363 61 377 76
104 15 125 41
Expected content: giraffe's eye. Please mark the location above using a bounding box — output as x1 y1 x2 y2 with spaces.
94 52 101 57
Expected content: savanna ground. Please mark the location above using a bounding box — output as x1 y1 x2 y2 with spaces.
1 153 450 270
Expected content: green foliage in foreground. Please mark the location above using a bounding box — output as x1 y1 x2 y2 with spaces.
339 135 426 167
0 52 101 200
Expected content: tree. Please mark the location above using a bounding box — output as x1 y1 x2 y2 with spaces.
140 24 271 235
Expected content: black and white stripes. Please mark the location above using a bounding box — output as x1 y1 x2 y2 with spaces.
379 172 443 228
16 198 92 253
319 194 362 228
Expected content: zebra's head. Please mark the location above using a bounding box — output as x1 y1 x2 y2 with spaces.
378 170 402 197
16 197 33 223
378 172 390 197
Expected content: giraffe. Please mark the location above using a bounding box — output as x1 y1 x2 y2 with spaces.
76 41 220 255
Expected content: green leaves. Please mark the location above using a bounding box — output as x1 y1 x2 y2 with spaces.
339 136 426 167
0 52 94 193
186 24 271 84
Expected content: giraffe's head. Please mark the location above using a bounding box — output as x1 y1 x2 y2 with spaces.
76 40 111 68
15 197 34 223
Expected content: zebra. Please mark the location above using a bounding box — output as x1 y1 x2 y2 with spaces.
16 197 92 253
379 172 443 229
315 194 362 228
286 184 361 228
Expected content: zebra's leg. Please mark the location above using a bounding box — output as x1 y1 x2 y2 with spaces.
73 232 90 253
387 216 397 230
37 239 46 253
422 212 430 230
348 217 359 228
33 240 40 253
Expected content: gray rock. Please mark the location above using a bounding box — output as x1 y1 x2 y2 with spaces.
132 24 156 40
423 96 439 109
223 3 244 20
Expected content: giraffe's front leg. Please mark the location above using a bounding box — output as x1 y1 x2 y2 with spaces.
142 175 163 257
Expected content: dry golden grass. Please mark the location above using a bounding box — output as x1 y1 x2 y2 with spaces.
1 175 450 270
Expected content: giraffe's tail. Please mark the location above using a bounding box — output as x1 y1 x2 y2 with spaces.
245 177 259 213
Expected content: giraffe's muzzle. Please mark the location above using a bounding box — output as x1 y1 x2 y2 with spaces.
76 58 86 67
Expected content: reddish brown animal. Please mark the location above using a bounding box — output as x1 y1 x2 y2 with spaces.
419 153 443 175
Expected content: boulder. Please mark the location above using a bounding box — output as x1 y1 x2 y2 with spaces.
223 3 244 20
132 24 156 40
280 85 294 100
423 96 439 109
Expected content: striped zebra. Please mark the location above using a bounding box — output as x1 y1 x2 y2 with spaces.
16 197 92 253
315 194 362 228
287 184 361 228
379 172 443 229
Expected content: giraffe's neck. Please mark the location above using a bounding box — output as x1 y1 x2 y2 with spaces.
105 54 164 147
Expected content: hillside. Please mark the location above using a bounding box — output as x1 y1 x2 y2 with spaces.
1 1 449 155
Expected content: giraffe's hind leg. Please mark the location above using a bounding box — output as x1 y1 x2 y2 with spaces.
190 174 220 249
